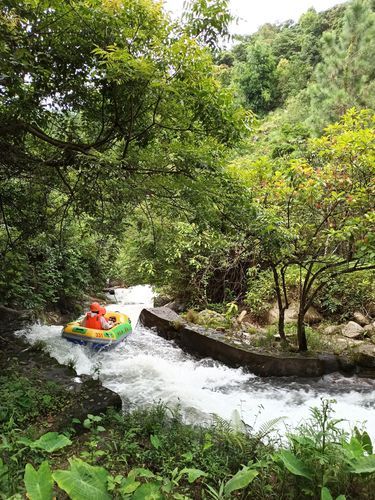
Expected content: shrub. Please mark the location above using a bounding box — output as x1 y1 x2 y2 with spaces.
316 271 375 320
245 268 275 317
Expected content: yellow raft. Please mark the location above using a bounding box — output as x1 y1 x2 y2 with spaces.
62 311 132 348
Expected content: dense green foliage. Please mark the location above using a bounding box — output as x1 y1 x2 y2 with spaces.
221 2 346 114
1 0 374 351
1 2 375 498
0 370 69 430
113 0 374 351
0 0 247 311
308 0 375 130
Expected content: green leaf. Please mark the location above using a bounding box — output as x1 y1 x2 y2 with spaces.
131 482 163 499
150 434 161 449
342 437 366 463
29 432 72 452
354 427 373 454
278 450 313 480
53 458 110 500
128 468 156 479
24 462 53 500
120 477 140 494
17 437 33 447
350 455 375 474
181 451 193 462
224 466 258 495
0 458 9 479
321 486 333 500
83 419 91 429
361 431 373 454
180 468 207 483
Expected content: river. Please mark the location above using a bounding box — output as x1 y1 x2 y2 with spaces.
16 285 375 439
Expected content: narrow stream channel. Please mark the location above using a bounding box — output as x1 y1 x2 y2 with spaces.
16 286 375 439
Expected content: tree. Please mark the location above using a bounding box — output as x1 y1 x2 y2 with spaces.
182 0 234 51
0 0 247 308
225 4 346 108
289 109 375 349
112 168 255 305
234 41 279 114
308 0 375 131
229 109 375 350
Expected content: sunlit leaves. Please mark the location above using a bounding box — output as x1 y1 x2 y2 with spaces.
53 459 110 500
24 462 53 500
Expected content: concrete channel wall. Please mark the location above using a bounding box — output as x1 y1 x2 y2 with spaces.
139 307 356 378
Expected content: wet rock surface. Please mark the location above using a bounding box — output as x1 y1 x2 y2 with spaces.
353 344 375 368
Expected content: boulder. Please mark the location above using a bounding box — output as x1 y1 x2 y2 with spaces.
363 323 375 336
334 338 364 353
267 302 322 325
154 294 173 307
353 343 375 368
267 303 295 324
365 302 375 317
240 313 257 325
165 300 186 313
197 309 227 328
353 311 370 326
342 321 364 339
323 324 344 335
304 306 323 324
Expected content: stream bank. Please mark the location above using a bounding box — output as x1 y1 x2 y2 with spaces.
139 307 375 378
4 286 375 443
0 307 121 430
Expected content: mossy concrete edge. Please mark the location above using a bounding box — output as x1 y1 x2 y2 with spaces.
139 307 362 377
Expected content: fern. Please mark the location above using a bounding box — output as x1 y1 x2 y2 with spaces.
254 416 286 441
211 413 285 457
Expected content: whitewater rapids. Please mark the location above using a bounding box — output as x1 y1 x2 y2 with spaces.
16 286 375 439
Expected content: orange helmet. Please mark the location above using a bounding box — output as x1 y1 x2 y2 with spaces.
100 306 106 315
90 302 101 313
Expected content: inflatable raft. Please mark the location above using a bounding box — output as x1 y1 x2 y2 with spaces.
62 311 132 348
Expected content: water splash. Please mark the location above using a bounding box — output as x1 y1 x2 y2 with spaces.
16 286 375 438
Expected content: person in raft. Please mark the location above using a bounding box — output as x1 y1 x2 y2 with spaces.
81 302 113 330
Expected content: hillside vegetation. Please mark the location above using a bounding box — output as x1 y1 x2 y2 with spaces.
0 0 374 350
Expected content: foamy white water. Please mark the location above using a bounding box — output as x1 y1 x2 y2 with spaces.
16 286 375 439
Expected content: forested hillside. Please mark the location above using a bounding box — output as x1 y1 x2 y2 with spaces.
114 0 375 350
1 0 374 351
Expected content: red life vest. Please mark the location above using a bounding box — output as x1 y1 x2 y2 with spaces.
85 312 102 330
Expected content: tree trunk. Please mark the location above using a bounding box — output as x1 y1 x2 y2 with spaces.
271 265 287 341
297 310 307 351
278 307 286 341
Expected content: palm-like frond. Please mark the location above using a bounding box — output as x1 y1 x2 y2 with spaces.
254 416 286 441
210 412 285 456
